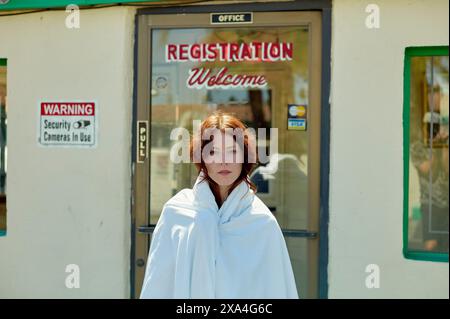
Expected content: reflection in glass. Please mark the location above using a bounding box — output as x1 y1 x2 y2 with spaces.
149 27 313 296
409 55 449 254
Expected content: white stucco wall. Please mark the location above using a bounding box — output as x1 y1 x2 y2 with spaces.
329 0 449 298
0 7 135 298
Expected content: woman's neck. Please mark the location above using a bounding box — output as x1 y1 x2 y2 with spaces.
218 185 230 207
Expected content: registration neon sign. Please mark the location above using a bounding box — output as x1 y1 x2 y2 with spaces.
166 42 293 63
165 41 293 90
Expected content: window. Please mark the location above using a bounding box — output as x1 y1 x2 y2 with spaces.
0 58 6 237
404 47 449 262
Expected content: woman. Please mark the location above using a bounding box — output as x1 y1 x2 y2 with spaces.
140 112 298 299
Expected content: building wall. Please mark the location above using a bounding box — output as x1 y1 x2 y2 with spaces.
329 0 449 298
0 7 136 298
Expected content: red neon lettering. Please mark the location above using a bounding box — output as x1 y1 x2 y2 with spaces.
282 42 293 60
179 44 188 61
166 44 177 62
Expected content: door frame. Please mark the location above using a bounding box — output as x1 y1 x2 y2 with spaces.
131 0 332 299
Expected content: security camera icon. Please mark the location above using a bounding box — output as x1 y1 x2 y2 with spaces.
74 120 91 129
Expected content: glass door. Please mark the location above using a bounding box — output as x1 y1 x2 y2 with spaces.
134 11 322 298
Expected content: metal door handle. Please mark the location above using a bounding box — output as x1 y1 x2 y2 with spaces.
138 225 156 234
282 229 317 238
138 225 317 238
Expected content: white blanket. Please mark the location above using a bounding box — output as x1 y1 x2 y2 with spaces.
140 172 299 299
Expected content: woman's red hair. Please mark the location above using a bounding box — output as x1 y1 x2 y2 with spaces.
190 111 257 205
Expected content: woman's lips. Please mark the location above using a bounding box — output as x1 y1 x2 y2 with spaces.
218 170 232 176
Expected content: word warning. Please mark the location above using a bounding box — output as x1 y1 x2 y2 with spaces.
39 102 97 147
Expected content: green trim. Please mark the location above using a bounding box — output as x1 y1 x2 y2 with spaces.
0 0 161 10
405 46 449 57
403 46 449 263
405 251 449 263
0 230 6 237
403 47 411 261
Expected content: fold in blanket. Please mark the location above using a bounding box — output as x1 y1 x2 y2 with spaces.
140 171 299 299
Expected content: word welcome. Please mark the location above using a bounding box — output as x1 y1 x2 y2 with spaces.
187 67 267 89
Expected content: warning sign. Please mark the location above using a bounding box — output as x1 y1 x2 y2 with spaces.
38 102 97 147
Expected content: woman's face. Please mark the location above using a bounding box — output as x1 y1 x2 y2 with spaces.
204 131 243 187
